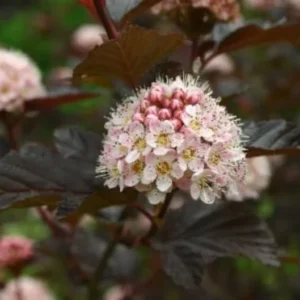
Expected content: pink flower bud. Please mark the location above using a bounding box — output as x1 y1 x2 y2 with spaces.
173 109 183 119
145 105 158 116
148 84 163 104
158 108 172 120
140 100 150 112
132 112 144 122
163 98 171 108
170 98 183 110
185 90 204 105
172 88 185 99
145 114 159 127
170 118 182 131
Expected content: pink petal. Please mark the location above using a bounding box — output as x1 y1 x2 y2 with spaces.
161 120 174 133
171 162 184 179
171 133 184 148
178 157 187 172
188 159 204 173
124 173 139 187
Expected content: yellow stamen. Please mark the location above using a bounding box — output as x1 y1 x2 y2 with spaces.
134 138 146 151
157 133 169 146
182 148 195 161
156 161 171 175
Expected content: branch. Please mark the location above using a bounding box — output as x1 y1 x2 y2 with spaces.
143 191 175 240
93 0 119 40
88 208 127 300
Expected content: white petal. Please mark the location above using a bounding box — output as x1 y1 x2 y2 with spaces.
106 178 118 189
178 157 187 172
200 128 214 139
142 165 157 184
124 173 139 187
154 147 169 156
171 162 184 179
146 133 157 148
171 133 184 148
188 159 204 173
185 105 196 116
190 183 200 200
147 189 167 205
125 150 140 163
156 175 173 192
130 121 144 137
161 120 174 133
200 188 215 204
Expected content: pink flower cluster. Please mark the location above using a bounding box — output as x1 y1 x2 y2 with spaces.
97 76 246 205
0 48 45 112
151 0 240 22
0 277 54 300
0 236 33 269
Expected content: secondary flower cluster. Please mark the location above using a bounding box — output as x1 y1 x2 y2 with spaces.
151 0 240 22
0 277 54 300
0 48 45 112
97 76 246 205
0 236 33 269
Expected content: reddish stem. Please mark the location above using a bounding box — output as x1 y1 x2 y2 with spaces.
93 0 119 40
37 207 71 237
127 203 156 229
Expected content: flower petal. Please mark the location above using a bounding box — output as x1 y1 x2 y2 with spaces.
171 133 184 148
147 189 166 205
188 159 204 173
142 165 157 184
178 157 187 172
190 183 200 200
124 173 139 187
125 150 140 164
171 162 184 179
199 188 215 204
154 147 169 156
146 133 157 148
156 175 172 192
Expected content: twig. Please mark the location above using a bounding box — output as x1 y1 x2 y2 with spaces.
37 207 71 237
127 203 156 229
88 209 127 300
143 191 175 240
93 0 119 40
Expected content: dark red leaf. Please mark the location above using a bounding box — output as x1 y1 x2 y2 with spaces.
25 92 98 111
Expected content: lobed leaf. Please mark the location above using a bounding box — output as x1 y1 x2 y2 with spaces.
199 23 300 63
25 88 99 111
73 25 184 88
155 198 279 289
0 128 135 215
244 120 300 157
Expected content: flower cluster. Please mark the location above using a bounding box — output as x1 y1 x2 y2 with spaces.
151 0 240 22
0 236 33 269
97 76 246 205
0 277 54 300
0 48 45 112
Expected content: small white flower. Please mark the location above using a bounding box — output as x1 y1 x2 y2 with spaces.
142 151 184 192
190 170 220 204
146 120 183 155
